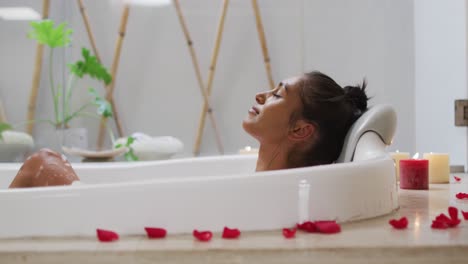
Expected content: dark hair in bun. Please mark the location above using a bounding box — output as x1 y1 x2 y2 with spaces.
343 81 368 113
289 71 369 167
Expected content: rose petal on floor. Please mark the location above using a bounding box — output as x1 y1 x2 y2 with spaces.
144 227 167 239
193 229 212 242
389 217 408 229
314 221 341 234
461 210 468 220
96 228 119 242
448 206 459 221
431 220 449 229
282 228 296 239
222 226 241 239
296 221 317 233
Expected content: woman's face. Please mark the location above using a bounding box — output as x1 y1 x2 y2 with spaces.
243 76 303 144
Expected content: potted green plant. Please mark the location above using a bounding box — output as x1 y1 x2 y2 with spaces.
27 19 113 149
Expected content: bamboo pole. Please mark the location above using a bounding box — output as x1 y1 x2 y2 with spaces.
26 0 50 135
0 97 7 123
251 0 275 90
77 0 124 148
193 0 229 156
76 0 102 63
96 5 129 149
173 0 224 155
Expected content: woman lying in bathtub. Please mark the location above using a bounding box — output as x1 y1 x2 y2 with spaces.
9 71 368 188
244 71 368 171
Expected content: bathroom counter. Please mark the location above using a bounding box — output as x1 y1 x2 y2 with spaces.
1 178 467 264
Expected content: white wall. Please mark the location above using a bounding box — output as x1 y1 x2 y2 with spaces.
303 0 415 154
0 0 415 158
414 0 467 167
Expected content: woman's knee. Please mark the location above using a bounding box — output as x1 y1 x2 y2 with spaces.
9 148 79 188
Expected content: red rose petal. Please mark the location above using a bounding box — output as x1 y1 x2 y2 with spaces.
462 210 468 220
448 206 459 221
435 213 452 224
144 227 167 239
431 207 462 229
314 221 341 234
282 228 296 239
222 227 241 239
389 217 408 229
454 176 461 182
193 229 212 242
445 207 461 227
431 220 448 229
96 228 119 242
436 213 460 227
456 192 468 200
297 221 317 233
449 218 461 227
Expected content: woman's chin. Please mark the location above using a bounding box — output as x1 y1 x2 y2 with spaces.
242 119 249 132
242 120 261 140
242 119 254 134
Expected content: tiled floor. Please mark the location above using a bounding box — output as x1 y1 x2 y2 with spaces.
1 175 467 263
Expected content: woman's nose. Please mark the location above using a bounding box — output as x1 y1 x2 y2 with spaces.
256 92 266 104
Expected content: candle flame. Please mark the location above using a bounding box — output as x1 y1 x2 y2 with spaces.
412 153 419 159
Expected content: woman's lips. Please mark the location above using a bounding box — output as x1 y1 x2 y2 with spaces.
249 106 260 115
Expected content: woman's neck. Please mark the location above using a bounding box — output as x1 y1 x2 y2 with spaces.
256 143 290 171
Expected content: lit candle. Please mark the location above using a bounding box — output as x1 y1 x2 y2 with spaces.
423 152 450 183
390 151 410 181
399 153 429 190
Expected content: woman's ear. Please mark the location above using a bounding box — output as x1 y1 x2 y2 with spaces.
288 120 316 142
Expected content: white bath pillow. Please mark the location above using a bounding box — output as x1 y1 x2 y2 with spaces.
336 104 397 163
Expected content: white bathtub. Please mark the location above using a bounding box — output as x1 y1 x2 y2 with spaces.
0 132 398 239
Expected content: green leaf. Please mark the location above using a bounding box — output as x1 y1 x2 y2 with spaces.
68 63 83 78
124 149 139 161
115 136 138 161
88 88 113 118
126 136 135 146
0 122 13 140
96 98 113 118
28 20 72 48
70 48 112 85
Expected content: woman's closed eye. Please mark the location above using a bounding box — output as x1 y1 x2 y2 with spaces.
271 92 282 98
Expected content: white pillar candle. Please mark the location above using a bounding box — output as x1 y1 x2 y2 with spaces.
390 151 410 181
422 152 450 183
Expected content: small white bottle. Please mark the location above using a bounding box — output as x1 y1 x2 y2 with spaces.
298 179 310 224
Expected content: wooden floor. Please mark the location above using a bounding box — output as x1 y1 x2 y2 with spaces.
1 175 467 264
